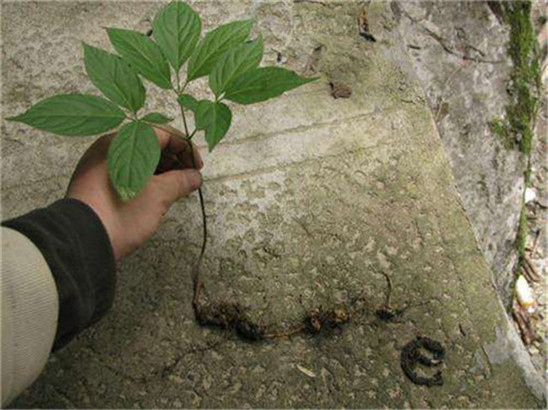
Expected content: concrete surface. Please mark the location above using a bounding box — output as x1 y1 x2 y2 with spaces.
394 1 527 307
1 1 545 408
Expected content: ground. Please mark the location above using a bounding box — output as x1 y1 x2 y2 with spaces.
1 1 545 408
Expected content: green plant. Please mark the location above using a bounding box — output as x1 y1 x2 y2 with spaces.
8 0 316 201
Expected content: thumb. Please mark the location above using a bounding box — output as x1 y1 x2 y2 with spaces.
153 169 202 204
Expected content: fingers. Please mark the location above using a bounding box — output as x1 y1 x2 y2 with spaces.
153 124 187 145
154 126 184 150
174 141 204 169
153 126 204 170
154 169 202 205
85 132 116 157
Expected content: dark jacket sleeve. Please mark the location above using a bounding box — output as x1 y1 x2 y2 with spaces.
2 198 116 350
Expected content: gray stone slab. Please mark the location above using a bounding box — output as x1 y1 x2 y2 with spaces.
2 1 544 408
393 0 526 307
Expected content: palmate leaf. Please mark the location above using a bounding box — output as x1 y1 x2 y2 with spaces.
187 19 253 82
7 94 125 136
224 67 317 105
194 100 232 151
84 43 146 113
141 112 173 124
107 28 172 89
209 36 263 98
107 121 161 201
153 0 201 71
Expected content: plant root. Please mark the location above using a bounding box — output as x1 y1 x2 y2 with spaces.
192 296 360 342
191 267 426 342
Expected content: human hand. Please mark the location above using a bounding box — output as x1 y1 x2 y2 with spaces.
67 127 203 260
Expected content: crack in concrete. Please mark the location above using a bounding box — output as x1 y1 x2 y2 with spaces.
401 9 504 64
196 105 394 149
205 141 395 184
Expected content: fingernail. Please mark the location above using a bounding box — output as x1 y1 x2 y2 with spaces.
188 170 202 190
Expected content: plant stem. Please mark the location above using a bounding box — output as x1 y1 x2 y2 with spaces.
142 122 188 141
191 157 207 281
181 106 190 137
179 103 207 296
179 79 189 95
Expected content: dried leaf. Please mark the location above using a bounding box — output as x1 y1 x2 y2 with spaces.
296 364 316 379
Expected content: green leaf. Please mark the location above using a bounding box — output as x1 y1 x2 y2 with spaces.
141 112 173 124
152 0 201 71
107 28 172 89
194 100 232 151
187 19 253 82
83 43 146 113
224 67 317 105
177 93 198 113
209 36 263 97
7 94 125 136
107 121 161 201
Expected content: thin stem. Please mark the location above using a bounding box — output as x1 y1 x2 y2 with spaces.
179 79 189 95
181 107 190 137
143 122 188 141
179 102 207 300
189 138 207 300
193 171 207 275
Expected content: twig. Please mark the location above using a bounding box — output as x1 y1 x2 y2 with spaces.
522 264 536 283
524 255 542 282
381 272 393 308
528 229 541 256
512 299 536 345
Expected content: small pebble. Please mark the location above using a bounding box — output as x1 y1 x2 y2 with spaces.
525 187 537 203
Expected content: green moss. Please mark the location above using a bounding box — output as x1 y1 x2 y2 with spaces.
524 166 532 186
490 2 540 154
502 1 541 156
494 1 541 272
488 119 513 149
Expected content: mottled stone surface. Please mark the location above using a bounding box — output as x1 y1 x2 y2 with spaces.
2 1 544 408
393 1 526 306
